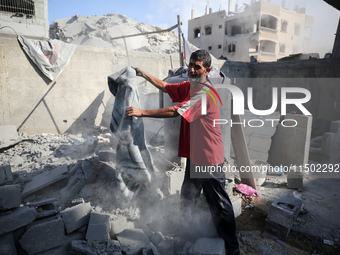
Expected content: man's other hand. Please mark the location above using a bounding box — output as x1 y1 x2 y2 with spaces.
126 106 143 117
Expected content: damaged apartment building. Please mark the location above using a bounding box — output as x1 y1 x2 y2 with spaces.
1 0 340 254
188 0 314 62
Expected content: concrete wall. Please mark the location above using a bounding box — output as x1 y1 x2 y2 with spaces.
221 58 340 136
0 37 180 135
0 0 49 39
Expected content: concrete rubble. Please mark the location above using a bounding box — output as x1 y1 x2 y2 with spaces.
0 119 339 254
49 13 198 55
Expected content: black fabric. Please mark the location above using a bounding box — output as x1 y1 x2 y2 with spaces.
181 158 239 251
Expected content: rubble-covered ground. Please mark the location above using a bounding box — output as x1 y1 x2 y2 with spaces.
49 13 197 54
1 126 339 254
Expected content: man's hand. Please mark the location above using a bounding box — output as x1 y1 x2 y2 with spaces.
126 106 143 117
131 67 143 77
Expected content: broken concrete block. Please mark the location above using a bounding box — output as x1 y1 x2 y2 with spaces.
34 231 84 255
150 231 165 245
19 218 66 254
61 202 92 234
287 167 304 189
231 196 242 218
117 228 150 255
182 241 194 255
22 164 68 196
142 242 161 255
110 214 135 237
97 149 116 162
0 165 13 185
189 238 226 255
0 184 21 211
0 125 20 149
330 120 340 133
0 206 37 235
268 114 312 167
166 169 185 195
0 232 17 255
86 211 110 242
27 198 59 219
264 196 303 240
71 240 123 255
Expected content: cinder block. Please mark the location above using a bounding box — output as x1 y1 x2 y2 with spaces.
22 164 68 196
117 229 150 255
27 198 59 219
0 184 21 211
330 120 340 133
19 218 66 254
231 196 242 218
0 206 37 235
166 169 185 195
0 232 17 255
189 238 226 255
86 211 110 242
0 165 13 185
264 196 303 240
61 202 92 234
110 215 135 237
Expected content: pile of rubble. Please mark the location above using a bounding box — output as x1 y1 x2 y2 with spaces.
0 125 242 254
49 13 191 54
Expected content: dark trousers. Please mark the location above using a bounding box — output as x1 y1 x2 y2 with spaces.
180 159 239 251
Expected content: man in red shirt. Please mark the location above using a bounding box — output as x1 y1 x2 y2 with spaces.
126 50 239 254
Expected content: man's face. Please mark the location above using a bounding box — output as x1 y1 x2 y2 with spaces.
188 59 211 84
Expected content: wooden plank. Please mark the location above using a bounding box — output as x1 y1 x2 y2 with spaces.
231 114 256 189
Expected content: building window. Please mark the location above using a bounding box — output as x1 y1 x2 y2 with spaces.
0 0 35 17
194 28 201 38
261 14 278 30
219 25 222 29
279 44 286 53
295 24 300 36
208 46 212 50
205 26 212 35
218 45 222 49
228 44 236 53
281 21 288 32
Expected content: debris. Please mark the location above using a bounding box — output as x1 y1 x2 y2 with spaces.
323 239 334 246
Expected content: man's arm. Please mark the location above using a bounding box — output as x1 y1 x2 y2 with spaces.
125 106 179 118
133 67 167 93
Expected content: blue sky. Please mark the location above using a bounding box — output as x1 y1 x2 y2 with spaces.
48 0 339 55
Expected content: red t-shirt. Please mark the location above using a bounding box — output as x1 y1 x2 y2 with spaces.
166 81 224 166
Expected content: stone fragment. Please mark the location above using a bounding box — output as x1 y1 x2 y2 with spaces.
86 211 110 242
0 184 21 211
0 206 37 235
19 218 65 254
117 228 150 255
22 164 68 196
61 202 92 234
0 165 13 185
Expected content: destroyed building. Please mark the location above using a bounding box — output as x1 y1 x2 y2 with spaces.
0 0 340 254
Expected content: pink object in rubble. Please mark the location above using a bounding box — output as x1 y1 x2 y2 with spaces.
235 183 260 197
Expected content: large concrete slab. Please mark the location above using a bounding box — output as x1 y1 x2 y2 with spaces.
22 164 68 196
86 211 111 242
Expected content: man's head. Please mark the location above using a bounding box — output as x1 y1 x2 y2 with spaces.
188 50 211 84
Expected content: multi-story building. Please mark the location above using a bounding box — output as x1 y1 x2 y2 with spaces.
188 0 314 62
